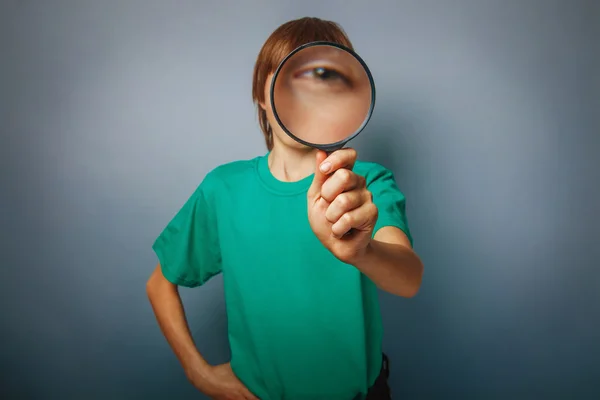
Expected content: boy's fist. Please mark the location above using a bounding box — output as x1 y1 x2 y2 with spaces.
307 148 378 264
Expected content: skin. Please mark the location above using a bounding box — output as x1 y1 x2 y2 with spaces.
146 68 423 400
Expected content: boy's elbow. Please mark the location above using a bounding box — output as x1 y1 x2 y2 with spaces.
400 261 424 298
403 282 421 298
411 262 424 297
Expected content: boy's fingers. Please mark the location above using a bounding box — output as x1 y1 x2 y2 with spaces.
320 169 363 203
318 148 357 175
325 189 369 223
331 202 378 238
308 150 329 199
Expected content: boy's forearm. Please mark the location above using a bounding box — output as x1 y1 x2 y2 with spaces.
146 270 210 376
351 240 423 297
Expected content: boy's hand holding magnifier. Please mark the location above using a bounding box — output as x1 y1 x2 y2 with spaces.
308 148 377 264
270 41 376 262
272 42 422 297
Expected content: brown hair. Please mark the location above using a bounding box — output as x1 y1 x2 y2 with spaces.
251 17 353 150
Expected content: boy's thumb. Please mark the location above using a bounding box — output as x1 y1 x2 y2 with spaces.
308 150 328 199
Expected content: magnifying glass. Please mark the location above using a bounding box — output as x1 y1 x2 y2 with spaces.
270 41 376 152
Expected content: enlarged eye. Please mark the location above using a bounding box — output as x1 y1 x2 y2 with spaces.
296 66 353 90
311 67 342 81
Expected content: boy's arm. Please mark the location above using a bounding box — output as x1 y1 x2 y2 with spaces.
352 226 423 298
146 265 211 377
146 265 258 399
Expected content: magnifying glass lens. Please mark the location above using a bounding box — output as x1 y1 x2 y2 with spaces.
271 43 375 150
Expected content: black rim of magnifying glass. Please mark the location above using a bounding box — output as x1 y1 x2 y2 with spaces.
269 41 376 152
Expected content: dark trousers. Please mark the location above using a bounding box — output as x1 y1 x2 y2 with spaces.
365 353 391 400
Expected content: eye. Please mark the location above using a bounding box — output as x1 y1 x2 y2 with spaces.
296 66 352 88
312 67 342 80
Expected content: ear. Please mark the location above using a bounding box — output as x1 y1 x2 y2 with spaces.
260 73 274 111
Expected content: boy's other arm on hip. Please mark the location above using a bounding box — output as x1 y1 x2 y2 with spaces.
146 265 258 400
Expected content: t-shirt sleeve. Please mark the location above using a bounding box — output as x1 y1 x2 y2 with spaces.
152 173 222 287
367 164 414 246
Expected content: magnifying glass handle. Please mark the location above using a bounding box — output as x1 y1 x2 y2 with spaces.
318 143 355 237
318 142 346 154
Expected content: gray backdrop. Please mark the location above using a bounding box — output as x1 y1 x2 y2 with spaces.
1 0 599 398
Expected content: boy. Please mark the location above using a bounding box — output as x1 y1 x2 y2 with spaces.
147 17 423 400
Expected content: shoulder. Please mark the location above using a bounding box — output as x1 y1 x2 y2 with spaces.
210 157 259 179
200 157 260 191
353 160 396 187
192 157 260 202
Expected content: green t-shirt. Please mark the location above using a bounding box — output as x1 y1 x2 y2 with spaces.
153 153 412 400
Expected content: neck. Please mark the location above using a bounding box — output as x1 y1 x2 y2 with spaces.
268 143 317 182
